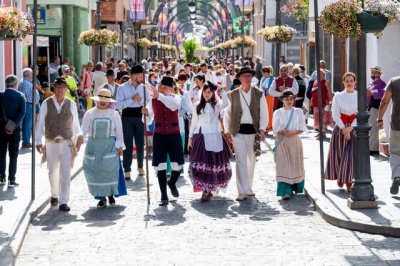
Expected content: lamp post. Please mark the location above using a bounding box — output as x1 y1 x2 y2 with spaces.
31 0 38 201
349 0 377 209
95 0 101 63
241 0 245 65
275 0 281 71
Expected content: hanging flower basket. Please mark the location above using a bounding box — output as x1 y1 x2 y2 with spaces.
77 29 119 46
357 12 388 33
257 26 297 43
0 6 35 41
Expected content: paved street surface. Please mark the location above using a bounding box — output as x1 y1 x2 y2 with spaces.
16 130 400 265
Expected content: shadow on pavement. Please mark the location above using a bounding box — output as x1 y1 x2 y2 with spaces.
326 188 352 199
0 187 17 201
81 205 126 227
143 201 186 226
190 197 237 219
278 194 315 216
126 175 147 192
31 209 79 231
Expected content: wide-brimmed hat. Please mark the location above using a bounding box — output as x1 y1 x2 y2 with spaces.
90 88 116 103
370 66 382 73
236 67 256 79
130 65 144 74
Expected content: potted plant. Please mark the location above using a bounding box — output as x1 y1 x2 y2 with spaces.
78 29 119 46
0 5 35 41
357 0 400 33
257 25 297 43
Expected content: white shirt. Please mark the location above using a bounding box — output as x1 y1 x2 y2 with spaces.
203 71 216 84
80 108 125 149
101 82 118 96
92 71 108 96
223 87 269 133
178 91 193 133
35 97 80 145
189 92 229 137
332 90 358 129
272 108 308 136
189 86 202 105
269 77 299 97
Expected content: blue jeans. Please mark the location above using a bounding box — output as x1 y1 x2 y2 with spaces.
22 103 33 145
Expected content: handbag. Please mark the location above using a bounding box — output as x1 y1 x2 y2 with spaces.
1 93 16 134
272 108 295 162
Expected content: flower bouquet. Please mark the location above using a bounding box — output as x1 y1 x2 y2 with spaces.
0 5 35 41
257 25 297 43
78 29 119 46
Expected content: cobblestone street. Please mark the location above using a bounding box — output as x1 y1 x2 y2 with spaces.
16 137 400 266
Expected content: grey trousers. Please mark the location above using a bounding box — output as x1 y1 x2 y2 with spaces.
390 129 400 179
369 107 379 152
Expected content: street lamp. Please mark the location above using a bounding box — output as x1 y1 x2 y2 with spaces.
350 0 377 208
188 1 196 12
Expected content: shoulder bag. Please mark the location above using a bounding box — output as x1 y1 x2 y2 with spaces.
1 93 16 134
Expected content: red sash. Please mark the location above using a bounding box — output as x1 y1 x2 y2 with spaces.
341 113 355 125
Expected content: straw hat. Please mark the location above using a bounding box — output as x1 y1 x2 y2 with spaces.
90 88 116 103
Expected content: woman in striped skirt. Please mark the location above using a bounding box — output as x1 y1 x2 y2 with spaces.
324 72 358 192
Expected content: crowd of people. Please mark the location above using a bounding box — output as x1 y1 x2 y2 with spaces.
0 55 399 211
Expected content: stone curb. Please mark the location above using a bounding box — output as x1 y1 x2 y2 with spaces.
304 184 400 238
8 166 83 266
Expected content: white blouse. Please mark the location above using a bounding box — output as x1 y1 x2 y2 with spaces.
332 90 358 129
80 108 125 149
272 107 308 136
189 91 228 137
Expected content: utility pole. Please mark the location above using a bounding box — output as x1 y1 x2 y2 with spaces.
241 0 245 65
95 0 101 63
275 0 281 70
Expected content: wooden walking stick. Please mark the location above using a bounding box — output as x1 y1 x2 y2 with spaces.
143 85 151 205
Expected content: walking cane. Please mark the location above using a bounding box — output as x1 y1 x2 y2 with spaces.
143 86 151 205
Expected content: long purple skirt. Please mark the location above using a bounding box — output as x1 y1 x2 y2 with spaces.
189 133 232 193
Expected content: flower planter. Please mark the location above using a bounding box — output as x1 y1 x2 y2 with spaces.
264 36 292 43
0 28 9 39
357 11 388 33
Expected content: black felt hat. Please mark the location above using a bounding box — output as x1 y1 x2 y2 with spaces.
235 67 256 79
160 76 174 87
130 65 144 74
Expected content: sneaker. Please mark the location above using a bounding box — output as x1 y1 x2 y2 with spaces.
236 194 248 201
108 195 115 205
50 197 59 206
8 181 19 187
390 177 400 195
59 204 71 212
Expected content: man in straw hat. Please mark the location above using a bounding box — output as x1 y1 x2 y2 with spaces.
116 65 150 180
76 88 127 208
224 67 268 201
142 76 184 206
368 66 386 156
35 77 80 211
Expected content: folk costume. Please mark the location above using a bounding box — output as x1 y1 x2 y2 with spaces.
260 75 275 130
80 89 127 207
116 65 151 179
272 92 308 199
269 74 299 111
324 90 358 189
35 77 80 211
189 82 232 200
224 68 268 201
147 77 184 206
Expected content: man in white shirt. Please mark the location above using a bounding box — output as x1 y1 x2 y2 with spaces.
224 67 268 201
35 77 80 212
225 64 236 91
199 63 216 83
269 64 299 110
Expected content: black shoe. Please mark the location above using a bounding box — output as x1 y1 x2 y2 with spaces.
370 151 380 156
108 195 115 205
167 181 179 198
159 200 169 206
390 177 400 195
8 181 19 187
59 204 71 212
97 199 107 208
50 197 59 206
0 178 5 185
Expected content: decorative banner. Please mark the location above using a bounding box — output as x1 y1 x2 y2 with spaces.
158 7 168 29
234 0 254 6
129 0 146 21
221 9 227 26
169 21 177 34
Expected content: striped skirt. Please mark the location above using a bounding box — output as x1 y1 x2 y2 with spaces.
324 126 355 184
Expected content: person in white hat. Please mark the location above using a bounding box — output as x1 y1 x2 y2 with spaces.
76 88 127 208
